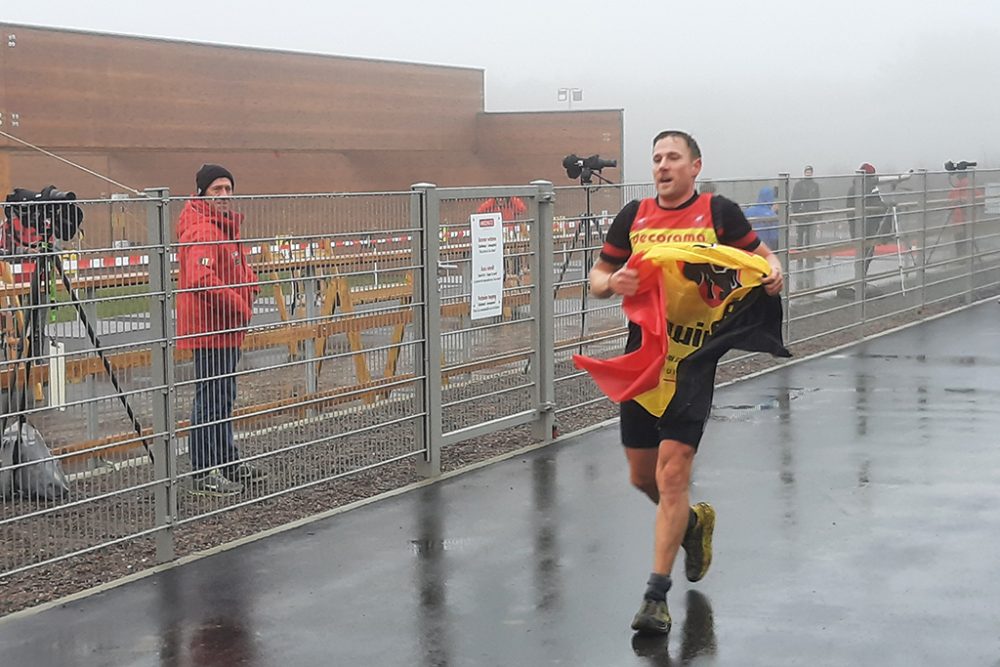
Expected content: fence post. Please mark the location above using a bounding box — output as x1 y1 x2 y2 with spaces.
146 187 177 564
967 168 977 304
303 263 319 396
856 170 868 336
918 170 928 308
530 181 556 442
778 172 792 345
411 183 442 477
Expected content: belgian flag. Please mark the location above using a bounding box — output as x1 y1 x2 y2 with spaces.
574 244 790 418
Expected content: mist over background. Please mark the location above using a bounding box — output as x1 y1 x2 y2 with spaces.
5 0 998 181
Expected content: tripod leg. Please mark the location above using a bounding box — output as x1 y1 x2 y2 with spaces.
27 261 48 402
50 254 153 460
3 260 51 483
1 296 37 464
923 215 951 266
1 301 25 425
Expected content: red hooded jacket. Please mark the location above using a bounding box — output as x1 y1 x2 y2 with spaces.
176 199 258 349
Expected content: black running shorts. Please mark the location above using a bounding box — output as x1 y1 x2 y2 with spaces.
619 399 708 450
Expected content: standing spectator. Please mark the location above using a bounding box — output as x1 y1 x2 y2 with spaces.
845 162 893 274
845 162 887 241
743 186 780 251
946 172 982 258
177 164 264 496
791 165 821 247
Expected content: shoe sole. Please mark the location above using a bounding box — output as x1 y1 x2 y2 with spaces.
686 502 715 583
631 617 672 635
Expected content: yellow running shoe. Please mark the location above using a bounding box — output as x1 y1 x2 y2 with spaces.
682 502 716 583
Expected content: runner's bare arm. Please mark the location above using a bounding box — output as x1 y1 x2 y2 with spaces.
752 242 784 295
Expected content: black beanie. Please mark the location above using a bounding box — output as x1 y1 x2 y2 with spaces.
195 164 235 196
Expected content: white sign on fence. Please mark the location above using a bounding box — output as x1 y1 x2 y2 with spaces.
985 183 1000 215
470 212 504 320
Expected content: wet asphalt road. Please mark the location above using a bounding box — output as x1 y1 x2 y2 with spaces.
2 302 999 666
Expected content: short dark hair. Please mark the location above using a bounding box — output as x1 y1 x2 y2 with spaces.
652 130 701 159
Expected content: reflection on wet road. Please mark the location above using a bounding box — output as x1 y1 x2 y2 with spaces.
1 302 999 666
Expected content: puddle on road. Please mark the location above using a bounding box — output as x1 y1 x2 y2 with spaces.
712 387 820 421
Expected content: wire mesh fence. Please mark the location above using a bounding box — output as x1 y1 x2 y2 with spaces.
2 170 998 581
166 191 429 534
433 187 548 442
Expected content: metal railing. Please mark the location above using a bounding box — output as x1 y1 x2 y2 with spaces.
2 169 998 582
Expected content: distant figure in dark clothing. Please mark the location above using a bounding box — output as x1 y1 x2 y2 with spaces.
791 165 821 247
845 162 888 242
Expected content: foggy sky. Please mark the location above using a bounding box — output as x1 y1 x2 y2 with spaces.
4 0 999 181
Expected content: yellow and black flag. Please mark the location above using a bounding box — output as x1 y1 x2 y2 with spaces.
574 243 790 419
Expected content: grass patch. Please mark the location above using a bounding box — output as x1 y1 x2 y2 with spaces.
46 284 151 323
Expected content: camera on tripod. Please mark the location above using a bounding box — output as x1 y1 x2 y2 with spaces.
1 182 150 487
3 186 84 251
944 160 977 172
562 154 617 185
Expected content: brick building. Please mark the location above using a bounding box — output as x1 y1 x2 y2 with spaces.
0 24 623 201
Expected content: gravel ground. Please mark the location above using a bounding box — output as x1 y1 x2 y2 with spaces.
1 278 997 617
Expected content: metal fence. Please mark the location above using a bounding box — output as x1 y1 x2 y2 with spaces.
2 169 999 580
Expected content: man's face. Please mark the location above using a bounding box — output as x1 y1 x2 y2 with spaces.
652 136 702 207
804 167 814 178
205 177 233 209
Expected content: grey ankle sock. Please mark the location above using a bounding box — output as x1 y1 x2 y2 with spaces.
644 573 672 601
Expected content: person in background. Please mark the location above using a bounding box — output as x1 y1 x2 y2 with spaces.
845 162 887 241
477 195 527 221
478 195 529 283
177 164 265 497
791 165 821 247
744 186 780 250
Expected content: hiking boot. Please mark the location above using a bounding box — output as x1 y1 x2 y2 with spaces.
228 462 268 483
631 598 671 635
682 502 716 582
189 469 243 497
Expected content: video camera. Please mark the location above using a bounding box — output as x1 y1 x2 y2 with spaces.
945 160 977 172
3 186 84 250
562 154 617 184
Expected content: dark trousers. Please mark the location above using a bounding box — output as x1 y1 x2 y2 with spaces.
795 212 817 248
190 347 241 472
